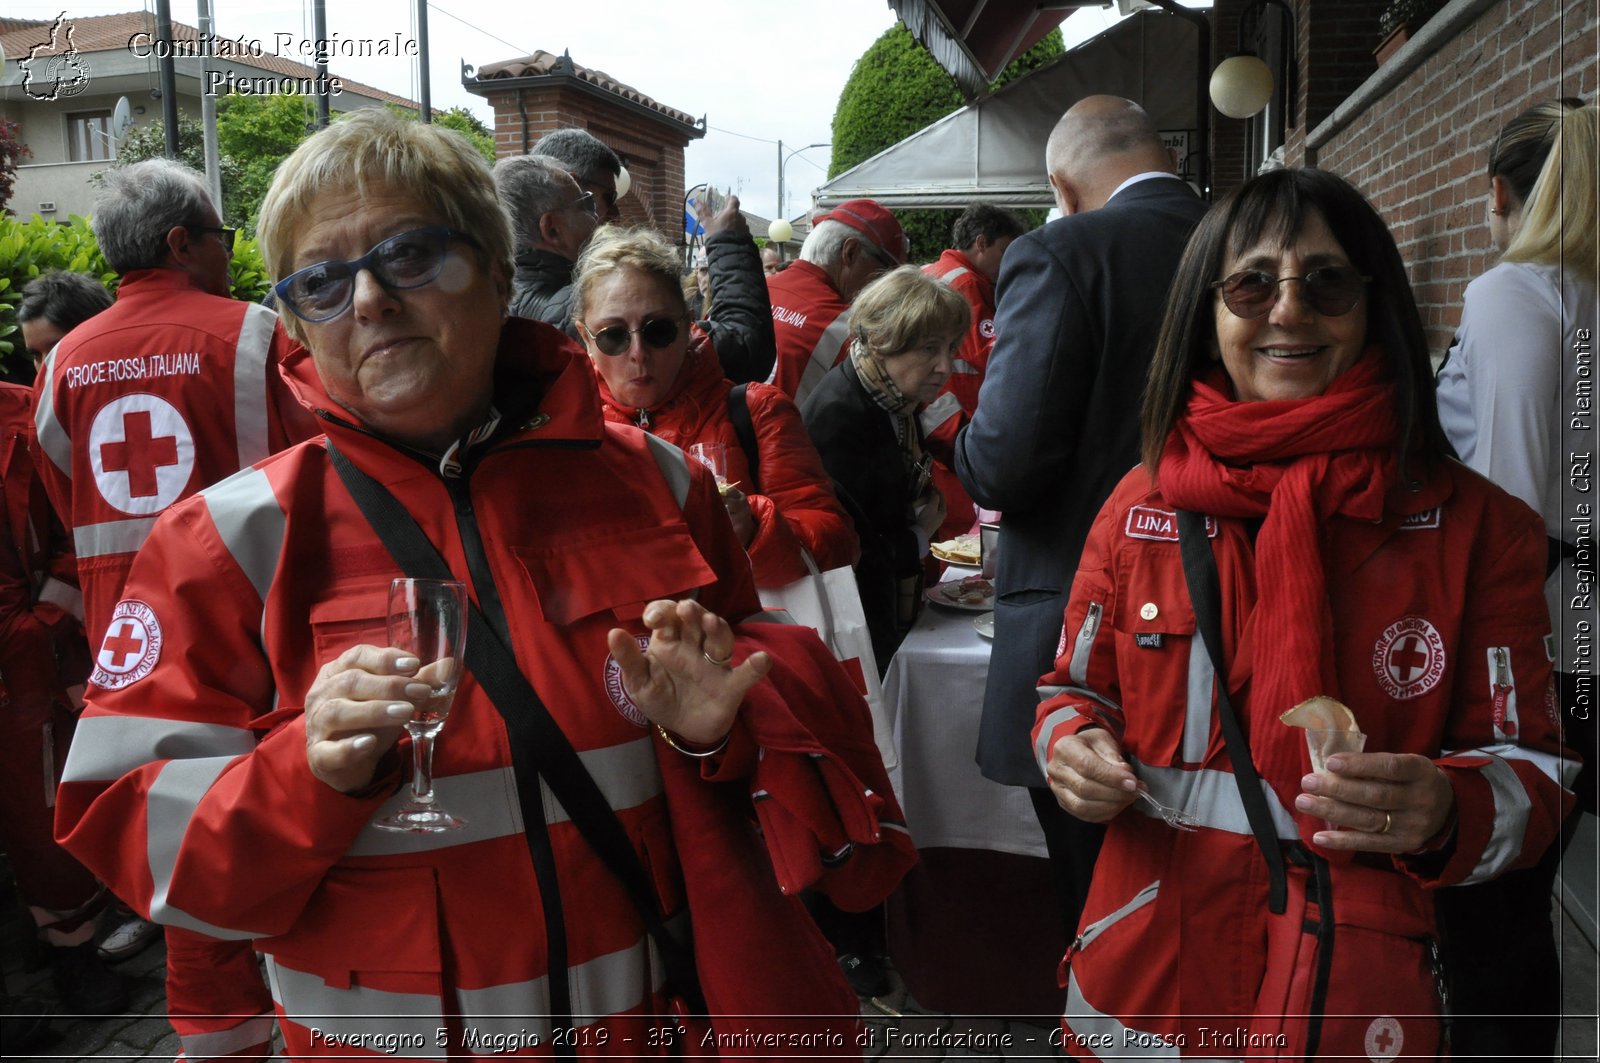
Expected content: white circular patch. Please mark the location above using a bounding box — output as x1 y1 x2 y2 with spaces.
1371 616 1446 700
1364 1015 1403 1060
91 600 163 690
979 318 996 340
603 635 652 728
88 394 196 515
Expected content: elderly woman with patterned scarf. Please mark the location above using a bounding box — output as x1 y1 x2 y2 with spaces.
801 265 968 671
1032 168 1575 1059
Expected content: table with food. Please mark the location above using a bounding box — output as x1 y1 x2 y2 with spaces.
879 543 1067 1016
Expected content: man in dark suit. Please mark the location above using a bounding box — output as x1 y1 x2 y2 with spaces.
954 96 1208 941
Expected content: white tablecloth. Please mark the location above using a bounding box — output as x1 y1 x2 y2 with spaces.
883 595 1049 859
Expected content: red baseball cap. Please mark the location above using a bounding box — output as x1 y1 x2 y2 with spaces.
813 199 909 265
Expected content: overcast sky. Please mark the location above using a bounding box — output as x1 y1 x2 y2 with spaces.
9 0 1134 222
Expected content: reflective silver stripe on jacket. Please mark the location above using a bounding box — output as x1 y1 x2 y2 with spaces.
61 714 256 783
36 575 83 619
793 310 853 407
642 433 691 509
1064 970 1185 1059
345 740 662 857
950 358 982 375
1466 755 1530 882
73 516 159 559
1034 704 1088 774
147 756 266 938
1182 639 1214 764
33 347 70 475
1134 758 1299 839
934 265 970 283
265 956 446 1060
233 303 276 471
1075 879 1158 951
918 392 962 435
1069 602 1103 685
177 1013 275 1060
202 467 286 615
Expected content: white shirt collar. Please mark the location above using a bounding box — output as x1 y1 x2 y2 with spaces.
1107 171 1183 203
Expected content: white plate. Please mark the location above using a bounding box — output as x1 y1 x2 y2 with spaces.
925 578 995 612
973 611 995 639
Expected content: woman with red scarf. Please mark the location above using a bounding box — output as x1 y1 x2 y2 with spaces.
1032 169 1576 1059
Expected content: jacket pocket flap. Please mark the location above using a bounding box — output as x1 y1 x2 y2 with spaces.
309 584 391 660
516 522 717 625
259 865 441 987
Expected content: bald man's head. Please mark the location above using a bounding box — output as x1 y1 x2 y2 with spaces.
1045 96 1175 215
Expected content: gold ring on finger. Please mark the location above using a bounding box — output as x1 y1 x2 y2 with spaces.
1378 810 1393 835
702 648 733 668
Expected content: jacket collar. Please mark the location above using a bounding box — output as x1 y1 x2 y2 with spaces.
115 268 211 297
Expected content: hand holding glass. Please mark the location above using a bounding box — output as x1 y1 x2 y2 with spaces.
689 442 730 486
376 578 469 833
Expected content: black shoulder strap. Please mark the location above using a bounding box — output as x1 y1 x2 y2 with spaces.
324 439 704 1011
725 382 761 494
1176 510 1288 915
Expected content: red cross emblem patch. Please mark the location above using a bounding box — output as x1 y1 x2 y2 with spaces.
1364 1015 1403 1059
88 394 195 515
1372 616 1446 700
603 635 652 728
90 599 163 690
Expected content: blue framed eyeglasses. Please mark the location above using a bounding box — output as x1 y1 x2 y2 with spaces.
274 226 481 323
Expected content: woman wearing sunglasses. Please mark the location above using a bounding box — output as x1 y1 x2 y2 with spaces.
1033 168 1574 1058
573 225 858 590
55 109 915 1058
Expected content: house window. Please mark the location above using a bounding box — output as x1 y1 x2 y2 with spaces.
67 110 114 162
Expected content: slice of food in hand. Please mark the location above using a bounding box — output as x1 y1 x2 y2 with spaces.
1280 696 1364 772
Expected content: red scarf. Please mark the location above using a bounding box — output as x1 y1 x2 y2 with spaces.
1158 353 1398 802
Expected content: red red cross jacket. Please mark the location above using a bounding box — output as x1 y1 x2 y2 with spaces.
31 269 317 648
593 334 858 589
1032 464 1575 1058
921 249 995 416
55 320 915 1059
765 260 853 406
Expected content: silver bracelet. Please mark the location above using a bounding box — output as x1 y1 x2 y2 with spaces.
655 724 730 758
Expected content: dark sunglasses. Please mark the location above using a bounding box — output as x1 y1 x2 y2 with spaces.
571 191 597 218
580 317 683 356
1211 266 1371 320
191 225 236 251
274 226 480 323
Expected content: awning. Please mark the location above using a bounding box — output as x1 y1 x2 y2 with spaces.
813 10 1204 210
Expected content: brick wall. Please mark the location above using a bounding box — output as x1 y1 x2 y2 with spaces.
1309 0 1597 357
479 83 697 243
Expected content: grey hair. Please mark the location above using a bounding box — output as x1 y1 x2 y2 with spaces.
93 159 217 273
494 154 579 246
530 128 621 184
798 219 856 270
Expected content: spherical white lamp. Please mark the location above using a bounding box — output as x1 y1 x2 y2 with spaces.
767 218 793 244
615 165 632 198
1210 53 1275 119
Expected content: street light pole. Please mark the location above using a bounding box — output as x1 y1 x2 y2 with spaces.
775 140 829 260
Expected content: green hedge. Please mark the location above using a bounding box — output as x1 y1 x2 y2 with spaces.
0 214 272 375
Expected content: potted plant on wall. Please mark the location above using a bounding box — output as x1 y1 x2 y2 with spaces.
1376 0 1445 64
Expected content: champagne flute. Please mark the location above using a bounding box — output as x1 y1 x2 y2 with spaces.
375 578 469 833
689 441 730 487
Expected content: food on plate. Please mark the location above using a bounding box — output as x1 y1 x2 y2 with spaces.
939 576 993 606
932 533 981 565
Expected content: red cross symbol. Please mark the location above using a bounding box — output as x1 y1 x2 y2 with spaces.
100 411 179 498
101 620 145 669
1387 636 1429 681
1373 1025 1396 1053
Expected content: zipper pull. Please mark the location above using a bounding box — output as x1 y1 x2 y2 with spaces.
635 407 650 430
1490 647 1515 736
1083 601 1102 638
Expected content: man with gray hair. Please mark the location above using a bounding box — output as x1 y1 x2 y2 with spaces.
954 96 1207 955
34 158 314 1058
530 127 625 223
495 153 598 336
766 198 907 404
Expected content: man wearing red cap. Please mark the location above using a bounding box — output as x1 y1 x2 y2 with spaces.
765 198 907 406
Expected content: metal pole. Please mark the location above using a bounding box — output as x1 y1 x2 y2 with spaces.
152 0 180 158
775 139 784 259
197 0 222 212
312 0 330 128
415 0 432 121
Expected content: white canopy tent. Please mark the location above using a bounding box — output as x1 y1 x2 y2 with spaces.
813 11 1205 210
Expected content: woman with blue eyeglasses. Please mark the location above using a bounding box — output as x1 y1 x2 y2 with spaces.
574 225 858 591
54 108 915 1059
